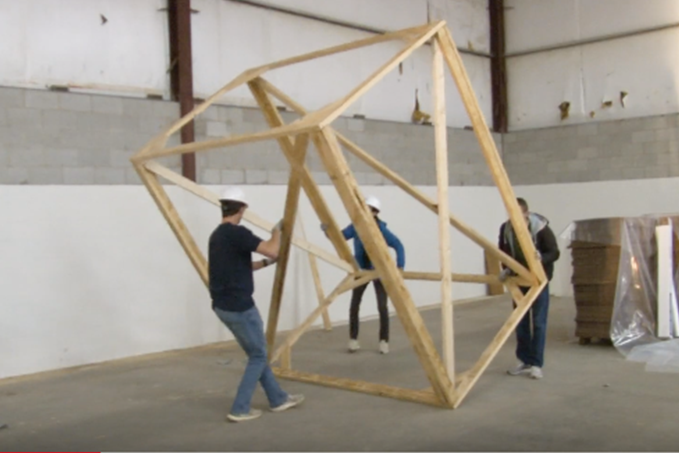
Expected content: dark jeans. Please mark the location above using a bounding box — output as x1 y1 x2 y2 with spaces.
350 279 389 342
214 306 288 415
514 285 550 368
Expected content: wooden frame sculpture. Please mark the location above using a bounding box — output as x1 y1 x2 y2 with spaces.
131 21 547 409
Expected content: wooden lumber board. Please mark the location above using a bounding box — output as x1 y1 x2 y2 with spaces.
485 250 505 295
351 270 530 286
252 24 435 74
337 135 533 283
258 78 534 283
318 22 445 128
453 281 546 408
133 163 208 285
164 68 266 138
131 135 168 161
270 275 355 363
433 38 455 382
338 273 377 294
247 79 358 271
314 127 455 407
280 347 292 370
506 281 525 305
142 161 354 273
435 29 546 284
422 369 469 392
259 77 308 114
135 116 318 162
266 134 308 351
402 272 487 284
272 368 444 407
296 212 332 330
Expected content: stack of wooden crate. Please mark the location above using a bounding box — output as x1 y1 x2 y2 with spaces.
569 218 623 344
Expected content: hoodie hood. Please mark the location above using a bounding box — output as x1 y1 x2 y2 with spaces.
527 212 549 238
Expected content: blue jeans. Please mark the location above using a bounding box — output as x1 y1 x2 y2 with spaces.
214 306 288 415
515 285 550 368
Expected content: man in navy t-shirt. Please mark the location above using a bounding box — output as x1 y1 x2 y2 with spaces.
209 186 304 422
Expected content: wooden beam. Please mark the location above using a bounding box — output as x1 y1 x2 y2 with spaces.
280 346 292 370
135 117 318 162
339 137 536 284
401 271 530 286
297 212 332 331
339 135 536 283
162 67 266 140
433 37 454 382
318 22 445 128
247 79 359 271
314 128 455 407
270 275 357 363
273 368 444 407
435 29 546 284
143 161 354 273
133 163 208 285
131 135 168 161
453 281 545 408
258 77 535 284
405 272 491 283
506 281 526 306
131 67 264 162
258 77 308 113
484 250 505 295
266 134 308 352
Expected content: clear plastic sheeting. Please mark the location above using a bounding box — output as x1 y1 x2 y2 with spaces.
626 339 679 373
564 214 679 373
610 217 669 352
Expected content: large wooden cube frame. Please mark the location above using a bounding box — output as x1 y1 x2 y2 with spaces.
131 21 547 409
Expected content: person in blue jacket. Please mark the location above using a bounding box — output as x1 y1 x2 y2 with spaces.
322 196 405 355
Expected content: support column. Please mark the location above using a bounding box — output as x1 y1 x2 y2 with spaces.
168 0 197 180
489 0 508 133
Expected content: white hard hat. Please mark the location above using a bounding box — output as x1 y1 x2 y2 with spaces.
220 186 248 206
365 195 381 212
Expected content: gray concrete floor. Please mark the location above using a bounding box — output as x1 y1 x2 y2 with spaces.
1 295 678 451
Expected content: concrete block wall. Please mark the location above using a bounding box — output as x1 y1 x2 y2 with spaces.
0 87 182 185
0 87 500 186
503 114 679 184
194 107 500 186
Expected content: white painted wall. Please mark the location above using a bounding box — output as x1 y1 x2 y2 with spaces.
0 184 506 380
0 0 491 127
191 0 491 128
248 0 490 53
506 0 679 130
0 0 169 96
8 177 679 379
516 177 679 297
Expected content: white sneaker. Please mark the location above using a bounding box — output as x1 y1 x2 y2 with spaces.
270 394 305 412
530 366 543 380
379 340 389 354
348 339 360 353
226 409 262 422
507 362 531 376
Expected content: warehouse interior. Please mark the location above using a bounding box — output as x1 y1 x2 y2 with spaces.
3 0 679 451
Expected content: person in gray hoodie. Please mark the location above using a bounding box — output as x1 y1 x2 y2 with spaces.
498 198 560 380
